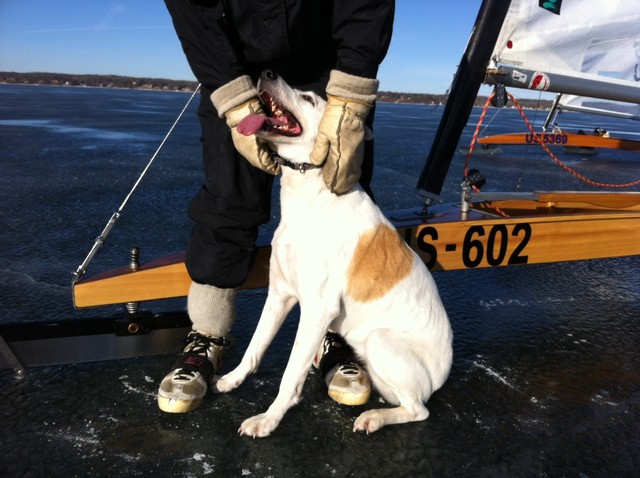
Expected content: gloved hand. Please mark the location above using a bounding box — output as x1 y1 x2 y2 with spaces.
211 76 280 175
310 70 379 195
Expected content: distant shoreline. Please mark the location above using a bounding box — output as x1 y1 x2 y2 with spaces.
0 71 554 109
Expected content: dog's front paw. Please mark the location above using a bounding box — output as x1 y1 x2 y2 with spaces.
212 371 244 393
239 413 281 438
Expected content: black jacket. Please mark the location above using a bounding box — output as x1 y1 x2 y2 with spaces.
165 0 394 90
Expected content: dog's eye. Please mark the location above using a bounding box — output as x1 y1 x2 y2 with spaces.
301 94 315 106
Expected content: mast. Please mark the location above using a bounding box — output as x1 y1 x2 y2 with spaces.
415 0 512 207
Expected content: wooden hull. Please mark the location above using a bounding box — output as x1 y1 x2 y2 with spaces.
72 192 640 309
477 132 640 151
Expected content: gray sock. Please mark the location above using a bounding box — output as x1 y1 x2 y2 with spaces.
187 282 237 338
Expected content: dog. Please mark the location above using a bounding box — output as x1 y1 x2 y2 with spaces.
213 70 453 437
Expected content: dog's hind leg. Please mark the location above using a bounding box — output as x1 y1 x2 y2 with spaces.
353 397 429 434
213 291 297 394
353 329 432 434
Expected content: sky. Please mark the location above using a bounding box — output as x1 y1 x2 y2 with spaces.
0 0 487 95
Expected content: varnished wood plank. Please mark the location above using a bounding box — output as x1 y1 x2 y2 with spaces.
73 198 640 308
73 247 271 308
477 132 640 151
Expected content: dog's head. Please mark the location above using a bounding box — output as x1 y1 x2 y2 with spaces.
237 70 326 162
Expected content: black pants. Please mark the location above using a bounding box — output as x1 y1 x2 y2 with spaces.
166 0 376 287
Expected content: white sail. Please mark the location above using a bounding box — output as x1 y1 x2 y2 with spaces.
486 0 640 103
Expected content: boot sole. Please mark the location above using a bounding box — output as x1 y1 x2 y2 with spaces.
157 395 203 413
328 389 371 406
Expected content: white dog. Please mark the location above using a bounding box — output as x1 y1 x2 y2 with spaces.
214 70 453 437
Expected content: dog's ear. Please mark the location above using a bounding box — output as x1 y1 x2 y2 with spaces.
365 125 374 141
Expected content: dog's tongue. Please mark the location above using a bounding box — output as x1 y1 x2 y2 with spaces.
237 114 266 136
237 114 286 136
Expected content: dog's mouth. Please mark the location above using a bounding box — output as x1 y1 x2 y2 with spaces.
237 91 302 137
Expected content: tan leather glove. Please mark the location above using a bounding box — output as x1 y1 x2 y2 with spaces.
211 76 280 175
310 70 379 194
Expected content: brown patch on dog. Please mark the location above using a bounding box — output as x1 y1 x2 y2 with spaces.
346 224 414 302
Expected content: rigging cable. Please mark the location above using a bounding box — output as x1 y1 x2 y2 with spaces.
464 92 496 178
463 92 509 217
509 92 640 188
464 91 640 189
72 84 201 284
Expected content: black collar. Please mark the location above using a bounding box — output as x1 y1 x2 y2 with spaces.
269 151 321 174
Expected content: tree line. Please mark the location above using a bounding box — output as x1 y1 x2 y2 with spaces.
0 71 553 108
0 71 197 92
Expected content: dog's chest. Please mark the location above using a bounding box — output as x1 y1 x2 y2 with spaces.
272 214 348 265
272 188 364 281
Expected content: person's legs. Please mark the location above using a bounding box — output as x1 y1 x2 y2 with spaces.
162 0 370 411
186 84 274 288
158 88 273 413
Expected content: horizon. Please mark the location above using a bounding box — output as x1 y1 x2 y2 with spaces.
0 70 462 97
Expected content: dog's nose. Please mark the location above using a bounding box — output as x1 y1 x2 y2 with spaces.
261 70 278 81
